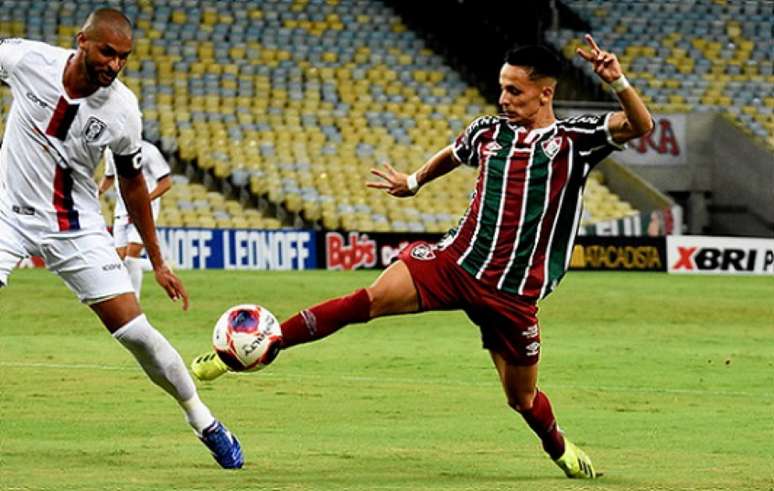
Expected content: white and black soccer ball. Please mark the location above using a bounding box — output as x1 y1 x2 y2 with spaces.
213 304 282 372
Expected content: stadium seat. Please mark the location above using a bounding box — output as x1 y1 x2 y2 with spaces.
546 1 772 151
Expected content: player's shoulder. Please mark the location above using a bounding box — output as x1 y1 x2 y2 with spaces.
107 78 140 111
464 114 505 134
556 113 608 130
1 38 68 65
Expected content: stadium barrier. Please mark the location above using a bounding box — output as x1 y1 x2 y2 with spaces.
31 230 763 276
570 236 666 272
157 227 317 270
318 231 442 271
577 206 680 237
667 235 774 275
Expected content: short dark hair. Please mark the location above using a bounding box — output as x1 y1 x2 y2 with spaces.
504 45 563 80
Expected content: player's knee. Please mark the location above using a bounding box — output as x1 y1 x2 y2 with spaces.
507 390 537 413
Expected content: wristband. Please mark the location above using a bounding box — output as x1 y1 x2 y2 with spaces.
407 172 419 194
609 75 631 93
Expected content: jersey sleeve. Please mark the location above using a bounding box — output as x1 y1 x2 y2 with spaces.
561 112 626 165
0 38 34 84
451 115 498 168
103 148 116 177
109 104 143 176
143 142 171 180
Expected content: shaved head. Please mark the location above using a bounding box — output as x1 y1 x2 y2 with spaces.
67 7 133 93
81 8 133 43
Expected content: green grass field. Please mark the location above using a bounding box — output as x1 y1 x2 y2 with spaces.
1 269 773 491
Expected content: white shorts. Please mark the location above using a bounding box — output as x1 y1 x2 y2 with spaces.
112 214 143 249
0 209 134 302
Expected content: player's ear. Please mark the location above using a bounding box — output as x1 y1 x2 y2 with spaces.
75 32 87 49
539 84 554 105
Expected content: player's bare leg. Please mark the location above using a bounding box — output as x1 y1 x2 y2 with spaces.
92 293 243 468
192 259 420 381
490 351 596 478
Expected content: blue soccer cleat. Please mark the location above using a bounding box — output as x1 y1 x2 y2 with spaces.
198 420 244 469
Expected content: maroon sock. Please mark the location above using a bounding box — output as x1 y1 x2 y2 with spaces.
519 389 566 460
280 288 372 348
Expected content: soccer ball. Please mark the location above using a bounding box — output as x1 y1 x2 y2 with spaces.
213 304 282 372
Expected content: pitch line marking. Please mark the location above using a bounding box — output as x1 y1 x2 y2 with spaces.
1 361 771 400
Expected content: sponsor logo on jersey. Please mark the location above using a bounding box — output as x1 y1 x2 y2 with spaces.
410 243 436 261
83 116 107 142
102 262 123 271
26 91 49 108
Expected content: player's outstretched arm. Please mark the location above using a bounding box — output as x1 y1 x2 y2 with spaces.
576 34 654 143
367 146 461 197
119 173 189 310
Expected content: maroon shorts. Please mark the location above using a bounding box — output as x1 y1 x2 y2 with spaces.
399 241 540 366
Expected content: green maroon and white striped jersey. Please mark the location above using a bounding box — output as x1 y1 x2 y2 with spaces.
440 113 625 300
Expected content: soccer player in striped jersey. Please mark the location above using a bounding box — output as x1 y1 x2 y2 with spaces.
0 8 243 468
193 35 653 478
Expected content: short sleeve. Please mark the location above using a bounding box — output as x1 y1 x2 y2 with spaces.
143 142 171 180
561 112 626 155
451 115 498 168
109 106 142 157
0 38 33 84
103 148 116 177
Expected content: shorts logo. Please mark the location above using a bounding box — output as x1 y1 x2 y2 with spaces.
521 324 539 339
102 263 123 271
83 116 107 142
410 244 436 261
525 341 540 358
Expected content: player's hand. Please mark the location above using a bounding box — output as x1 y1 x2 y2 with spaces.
367 162 414 197
576 34 622 84
153 262 190 311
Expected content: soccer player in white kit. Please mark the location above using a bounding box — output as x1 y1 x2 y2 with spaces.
0 8 243 468
100 140 172 299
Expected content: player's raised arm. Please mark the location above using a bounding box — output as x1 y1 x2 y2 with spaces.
367 145 461 197
576 34 653 143
116 153 189 310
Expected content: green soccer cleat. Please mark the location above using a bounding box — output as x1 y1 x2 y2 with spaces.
554 438 598 479
191 351 230 381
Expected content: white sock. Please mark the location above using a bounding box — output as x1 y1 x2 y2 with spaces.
113 315 216 433
124 257 144 299
139 257 153 272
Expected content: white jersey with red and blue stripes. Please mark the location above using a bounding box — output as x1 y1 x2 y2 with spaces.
0 38 142 233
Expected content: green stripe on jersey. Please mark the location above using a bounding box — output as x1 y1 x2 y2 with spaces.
459 124 516 276
500 132 554 293
545 163 585 293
